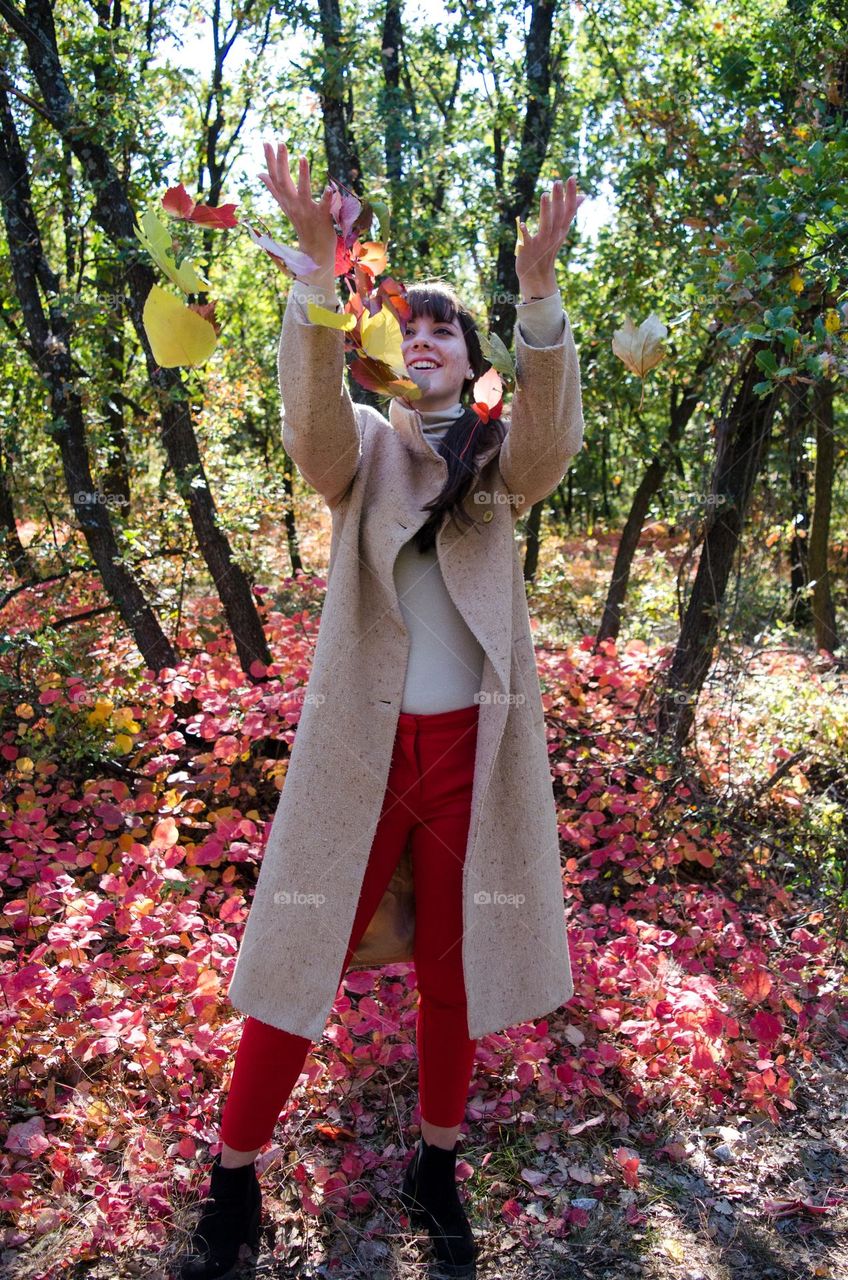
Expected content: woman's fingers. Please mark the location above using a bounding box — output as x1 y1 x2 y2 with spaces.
297 155 312 200
277 143 299 201
539 191 550 235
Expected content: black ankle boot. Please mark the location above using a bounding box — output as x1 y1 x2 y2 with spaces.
398 1136 478 1277
178 1152 262 1280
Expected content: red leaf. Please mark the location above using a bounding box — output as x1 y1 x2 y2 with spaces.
162 182 238 228
750 1010 782 1045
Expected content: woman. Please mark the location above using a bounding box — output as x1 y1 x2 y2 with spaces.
177 140 584 1280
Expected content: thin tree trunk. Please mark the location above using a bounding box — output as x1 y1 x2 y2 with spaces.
0 392 36 583
281 455 303 578
95 255 132 508
522 498 543 581
784 379 811 627
808 377 838 655
597 338 716 644
654 344 781 748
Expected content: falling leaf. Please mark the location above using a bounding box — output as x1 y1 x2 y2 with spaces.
134 209 210 294
470 366 504 423
479 329 515 379
305 302 357 331
361 306 406 374
142 285 217 368
349 352 421 399
241 219 321 279
611 313 668 378
161 182 238 229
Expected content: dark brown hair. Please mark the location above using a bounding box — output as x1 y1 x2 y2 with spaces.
400 280 504 553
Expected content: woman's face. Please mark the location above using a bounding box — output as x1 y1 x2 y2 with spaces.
401 311 474 411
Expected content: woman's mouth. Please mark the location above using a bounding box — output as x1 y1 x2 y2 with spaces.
409 359 442 371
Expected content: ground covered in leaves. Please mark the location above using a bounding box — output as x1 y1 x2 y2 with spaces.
1 553 847 1279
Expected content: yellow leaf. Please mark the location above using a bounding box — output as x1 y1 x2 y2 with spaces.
112 708 140 733
305 301 356 330
515 216 525 247
361 306 406 375
611 313 668 377
134 209 210 293
87 699 113 726
789 271 804 293
715 193 727 205
114 734 135 754
824 309 841 333
143 285 217 368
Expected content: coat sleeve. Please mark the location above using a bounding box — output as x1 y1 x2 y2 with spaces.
498 291 584 520
278 277 365 510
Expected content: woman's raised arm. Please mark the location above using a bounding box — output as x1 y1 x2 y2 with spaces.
498 176 585 520
261 141 363 510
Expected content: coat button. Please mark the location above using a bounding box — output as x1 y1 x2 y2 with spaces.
482 510 494 522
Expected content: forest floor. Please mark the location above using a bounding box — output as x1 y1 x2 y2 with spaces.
2 527 847 1280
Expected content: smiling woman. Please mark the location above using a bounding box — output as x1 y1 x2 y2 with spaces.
175 137 585 1280
400 278 567 554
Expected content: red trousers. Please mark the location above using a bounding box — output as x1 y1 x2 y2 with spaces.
220 701 481 1151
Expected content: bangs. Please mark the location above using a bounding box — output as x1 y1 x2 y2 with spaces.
405 283 461 327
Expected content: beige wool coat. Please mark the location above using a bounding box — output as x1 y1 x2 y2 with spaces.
227 279 584 1042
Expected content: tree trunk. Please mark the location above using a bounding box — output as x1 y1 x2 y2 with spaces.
654 344 781 748
0 393 36 583
281 455 303 578
0 80 176 671
597 338 716 644
2 0 272 677
522 498 543 581
808 377 838 655
95 255 133 509
784 379 812 628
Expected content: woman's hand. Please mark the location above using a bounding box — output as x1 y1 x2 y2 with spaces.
515 175 585 301
260 140 337 280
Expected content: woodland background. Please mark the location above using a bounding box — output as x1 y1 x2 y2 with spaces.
0 0 847 1277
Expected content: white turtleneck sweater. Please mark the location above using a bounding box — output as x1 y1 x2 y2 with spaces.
290 277 565 712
